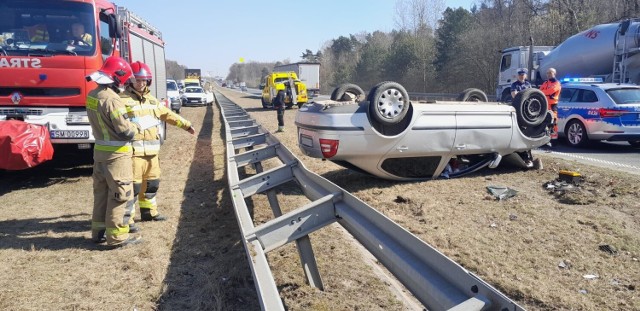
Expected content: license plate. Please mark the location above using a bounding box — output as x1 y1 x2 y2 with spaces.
300 134 313 147
51 130 89 139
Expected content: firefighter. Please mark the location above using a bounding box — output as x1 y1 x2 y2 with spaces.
274 89 286 132
25 23 49 42
121 61 196 224
86 56 141 247
70 22 92 46
540 67 561 144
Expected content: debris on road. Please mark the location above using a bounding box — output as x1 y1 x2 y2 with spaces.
598 244 618 256
486 185 518 200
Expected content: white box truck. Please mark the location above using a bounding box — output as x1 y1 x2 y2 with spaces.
274 62 320 96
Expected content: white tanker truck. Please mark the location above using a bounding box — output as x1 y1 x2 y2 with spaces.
497 18 640 101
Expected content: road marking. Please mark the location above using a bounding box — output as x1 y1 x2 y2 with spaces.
536 149 640 171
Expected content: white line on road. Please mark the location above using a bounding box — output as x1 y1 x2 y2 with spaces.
536 149 640 172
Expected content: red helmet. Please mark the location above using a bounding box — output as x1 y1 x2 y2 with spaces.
96 56 133 86
130 61 152 85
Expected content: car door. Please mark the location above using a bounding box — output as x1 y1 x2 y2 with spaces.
379 105 457 178
453 105 513 154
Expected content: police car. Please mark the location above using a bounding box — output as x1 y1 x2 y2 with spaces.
557 78 640 148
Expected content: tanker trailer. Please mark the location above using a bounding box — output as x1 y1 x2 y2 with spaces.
497 19 640 101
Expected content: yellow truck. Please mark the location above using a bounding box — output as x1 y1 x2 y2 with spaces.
260 72 308 108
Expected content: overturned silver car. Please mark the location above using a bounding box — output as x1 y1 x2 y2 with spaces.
295 82 553 181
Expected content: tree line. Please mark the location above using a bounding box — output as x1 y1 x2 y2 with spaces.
224 0 640 95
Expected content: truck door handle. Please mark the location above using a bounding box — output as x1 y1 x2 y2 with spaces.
396 146 408 152
455 144 466 150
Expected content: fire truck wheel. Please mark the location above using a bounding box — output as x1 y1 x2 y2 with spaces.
367 81 411 126
331 83 365 102
457 88 488 102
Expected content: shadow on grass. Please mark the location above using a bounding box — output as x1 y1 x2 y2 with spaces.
0 213 98 251
157 103 259 310
0 148 93 196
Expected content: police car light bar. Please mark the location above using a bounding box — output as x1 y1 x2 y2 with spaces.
561 77 604 83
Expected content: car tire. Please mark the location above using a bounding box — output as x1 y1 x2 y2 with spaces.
565 120 589 147
367 81 410 125
512 88 548 127
176 108 181 114
297 102 304 108
331 83 365 101
457 88 488 102
261 97 269 109
629 141 640 148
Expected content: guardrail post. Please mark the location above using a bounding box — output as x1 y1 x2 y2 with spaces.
252 157 324 290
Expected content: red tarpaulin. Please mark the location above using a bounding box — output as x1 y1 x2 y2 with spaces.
0 120 54 170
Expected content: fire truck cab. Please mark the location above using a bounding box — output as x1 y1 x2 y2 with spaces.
0 0 167 152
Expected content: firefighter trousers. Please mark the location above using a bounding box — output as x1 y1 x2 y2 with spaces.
132 155 161 221
92 157 134 245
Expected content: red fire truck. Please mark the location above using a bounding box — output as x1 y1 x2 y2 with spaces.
0 0 167 167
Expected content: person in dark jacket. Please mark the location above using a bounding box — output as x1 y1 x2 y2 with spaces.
510 68 531 99
274 89 286 132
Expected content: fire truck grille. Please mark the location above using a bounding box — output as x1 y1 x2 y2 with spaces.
0 108 44 116
0 88 81 97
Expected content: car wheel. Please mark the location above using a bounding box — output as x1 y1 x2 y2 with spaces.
331 83 365 101
565 120 589 147
513 88 548 127
457 88 488 102
297 102 304 108
261 97 269 109
629 141 640 148
176 108 181 114
367 81 410 125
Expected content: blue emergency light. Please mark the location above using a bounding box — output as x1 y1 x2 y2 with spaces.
561 77 604 83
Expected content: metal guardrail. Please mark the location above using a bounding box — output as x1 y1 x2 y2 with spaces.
216 91 525 311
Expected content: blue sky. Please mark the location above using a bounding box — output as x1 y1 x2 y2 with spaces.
118 0 476 77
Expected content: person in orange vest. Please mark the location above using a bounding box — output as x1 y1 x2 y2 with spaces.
540 67 561 144
120 61 196 226
85 56 142 248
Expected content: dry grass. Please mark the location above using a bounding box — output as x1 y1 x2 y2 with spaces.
0 88 638 311
219 89 640 311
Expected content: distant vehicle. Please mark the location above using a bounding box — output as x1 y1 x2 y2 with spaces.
181 86 207 106
295 82 553 181
239 82 247 92
184 68 201 88
498 19 640 101
166 79 181 113
556 80 640 147
261 72 308 109
274 62 320 97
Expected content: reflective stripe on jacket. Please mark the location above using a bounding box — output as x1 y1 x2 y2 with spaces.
121 86 192 156
86 85 139 161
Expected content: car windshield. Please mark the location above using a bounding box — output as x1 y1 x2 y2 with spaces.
0 0 96 56
186 87 203 93
167 81 178 91
274 77 291 83
185 82 199 88
606 88 640 105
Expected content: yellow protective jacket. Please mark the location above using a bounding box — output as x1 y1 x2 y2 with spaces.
121 86 192 156
86 85 140 161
